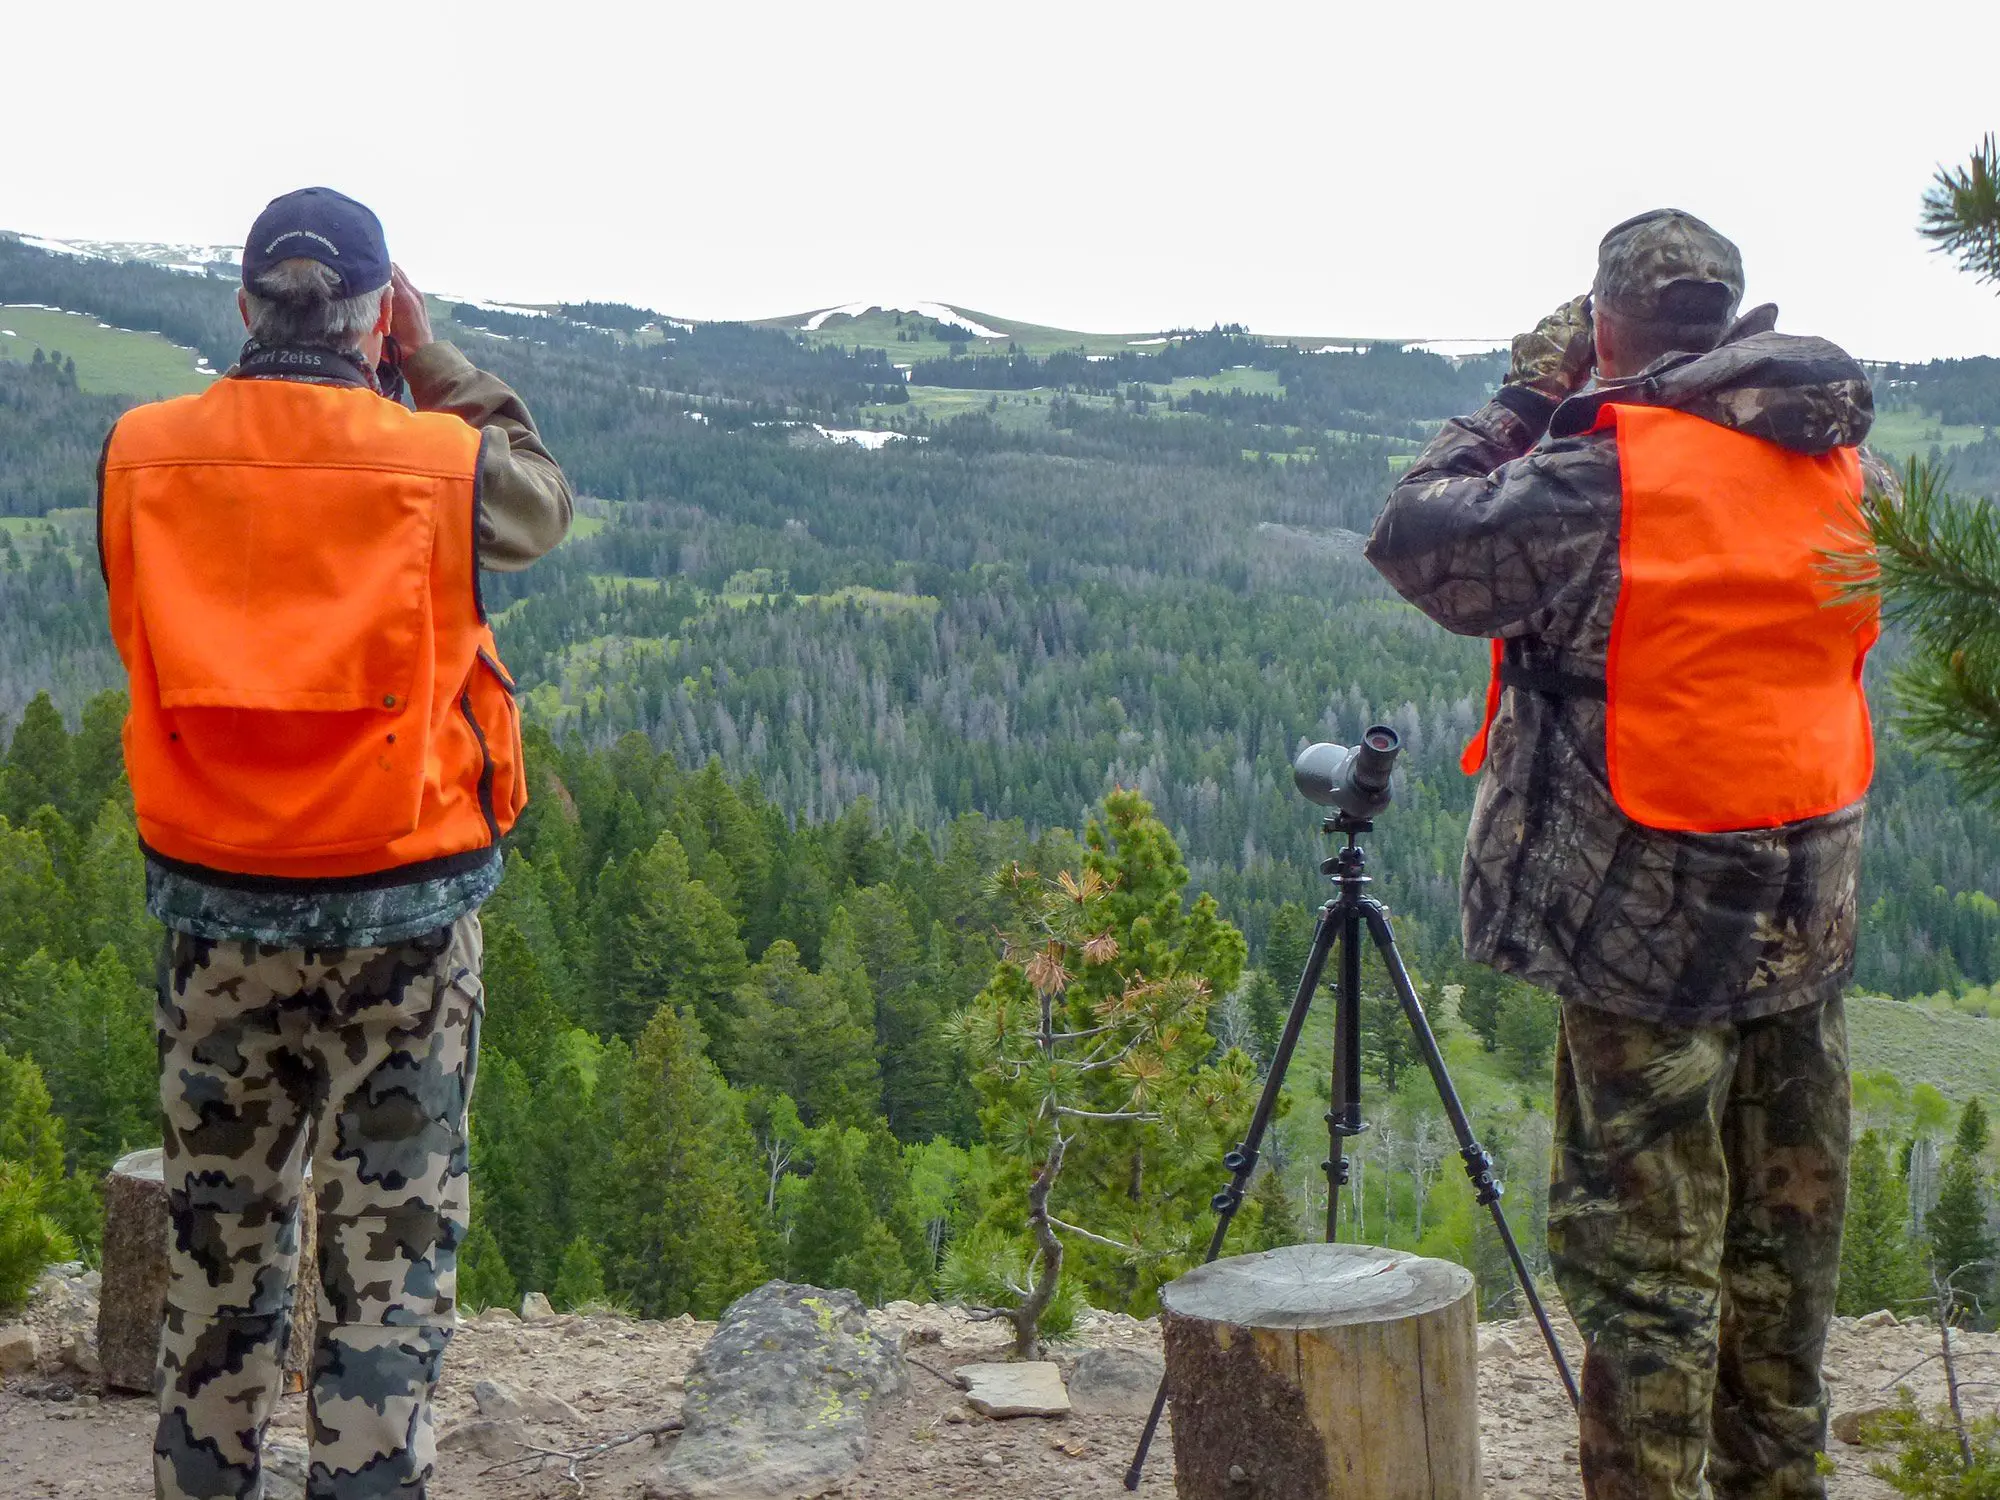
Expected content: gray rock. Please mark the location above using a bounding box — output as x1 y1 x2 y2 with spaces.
1832 1404 1898 1446
523 1389 586 1426
1856 1309 1899 1330
649 1281 908 1500
475 1376 581 1427
474 1378 525 1421
0 1325 39 1377
438 1416 530 1460
957 1361 1071 1418
520 1292 555 1321
1065 1347 1163 1416
263 1432 308 1500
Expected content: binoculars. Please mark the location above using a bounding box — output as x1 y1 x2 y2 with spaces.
1292 724 1401 818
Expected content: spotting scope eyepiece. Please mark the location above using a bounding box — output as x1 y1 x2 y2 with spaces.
1293 724 1401 818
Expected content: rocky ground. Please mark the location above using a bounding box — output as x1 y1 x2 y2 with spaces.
0 1264 1983 1498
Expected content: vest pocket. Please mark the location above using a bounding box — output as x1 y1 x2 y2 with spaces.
467 649 528 833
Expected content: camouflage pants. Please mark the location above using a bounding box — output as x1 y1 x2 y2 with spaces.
154 915 483 1500
1548 989 1848 1500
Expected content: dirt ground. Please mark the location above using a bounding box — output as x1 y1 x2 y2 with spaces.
0 1272 1983 1498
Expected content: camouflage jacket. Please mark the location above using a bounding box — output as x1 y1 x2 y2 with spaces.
1364 311 1883 1025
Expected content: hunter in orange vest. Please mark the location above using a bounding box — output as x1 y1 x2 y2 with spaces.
100 188 570 1500
1365 211 1886 1500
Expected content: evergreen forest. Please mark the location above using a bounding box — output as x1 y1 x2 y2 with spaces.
4 232 2000 1328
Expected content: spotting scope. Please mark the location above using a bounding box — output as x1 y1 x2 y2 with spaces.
1292 724 1401 819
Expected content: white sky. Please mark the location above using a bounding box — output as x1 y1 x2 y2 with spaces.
9 1 2000 361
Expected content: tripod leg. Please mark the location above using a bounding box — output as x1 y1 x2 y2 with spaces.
1125 901 1340 1490
1325 902 1364 1241
1360 899 1580 1412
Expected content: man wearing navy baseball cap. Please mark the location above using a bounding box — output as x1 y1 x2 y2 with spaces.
101 186 571 1500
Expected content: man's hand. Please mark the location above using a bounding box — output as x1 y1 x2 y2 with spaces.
389 265 434 356
1505 294 1595 402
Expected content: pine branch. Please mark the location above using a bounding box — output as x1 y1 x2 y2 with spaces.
1923 135 2000 284
1852 459 2000 651
1846 457 2000 800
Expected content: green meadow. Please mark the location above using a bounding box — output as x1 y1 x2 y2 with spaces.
0 304 213 398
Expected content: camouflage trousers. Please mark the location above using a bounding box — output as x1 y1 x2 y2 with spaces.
154 915 483 1500
1547 988 1849 1500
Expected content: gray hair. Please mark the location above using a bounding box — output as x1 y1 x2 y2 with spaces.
242 258 389 350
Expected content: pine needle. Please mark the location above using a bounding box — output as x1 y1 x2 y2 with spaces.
1923 134 2000 284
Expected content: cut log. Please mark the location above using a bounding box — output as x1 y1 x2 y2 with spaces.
1161 1242 1479 1500
97 1148 318 1394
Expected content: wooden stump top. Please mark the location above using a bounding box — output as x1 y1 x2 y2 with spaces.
1163 1242 1473 1331
111 1147 164 1184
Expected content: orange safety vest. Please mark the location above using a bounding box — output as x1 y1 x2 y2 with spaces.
100 375 528 883
1461 403 1877 834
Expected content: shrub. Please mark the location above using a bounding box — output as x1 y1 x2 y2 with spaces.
0 1163 72 1311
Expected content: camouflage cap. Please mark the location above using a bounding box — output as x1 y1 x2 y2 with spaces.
1593 209 1744 325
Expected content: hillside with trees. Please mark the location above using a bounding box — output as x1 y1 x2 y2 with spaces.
5 230 2000 1330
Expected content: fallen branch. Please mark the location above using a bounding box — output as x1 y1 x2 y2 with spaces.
908 1354 967 1389
480 1418 685 1494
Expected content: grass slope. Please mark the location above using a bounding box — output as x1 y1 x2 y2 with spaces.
777 304 1393 361
1866 406 1991 463
1847 994 2000 1107
0 305 212 399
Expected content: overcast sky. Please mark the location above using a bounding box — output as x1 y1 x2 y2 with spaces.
11 2 2000 361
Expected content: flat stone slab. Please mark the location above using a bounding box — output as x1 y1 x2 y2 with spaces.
957 1361 1071 1418
1065 1347 1163 1416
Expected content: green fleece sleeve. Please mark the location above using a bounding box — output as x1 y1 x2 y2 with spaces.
403 341 573 572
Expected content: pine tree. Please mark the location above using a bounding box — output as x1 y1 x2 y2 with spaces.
457 1216 518 1313
1494 982 1560 1082
1838 1129 1924 1317
74 800 154 979
1263 901 1315 999
827 887 957 1142
592 830 747 1044
730 941 879 1127
789 1126 873 1288
1850 137 2000 791
0 1050 80 1303
952 789 1254 1355
479 917 565 1081
0 820 62 975
551 1235 607 1311
68 691 127 822
1238 969 1287 1063
0 693 71 825
1928 1100 1995 1320
604 1003 765 1318
1245 1166 1300 1252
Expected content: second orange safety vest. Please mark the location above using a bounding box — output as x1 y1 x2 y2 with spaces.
1462 403 1877 834
100 374 528 884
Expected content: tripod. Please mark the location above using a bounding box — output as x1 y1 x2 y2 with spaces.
1125 812 1577 1488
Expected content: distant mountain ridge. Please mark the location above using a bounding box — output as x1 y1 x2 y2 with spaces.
1 231 1505 358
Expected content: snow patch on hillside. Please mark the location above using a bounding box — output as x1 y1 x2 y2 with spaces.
804 302 1006 340
814 425 921 450
447 297 552 319
8 236 240 276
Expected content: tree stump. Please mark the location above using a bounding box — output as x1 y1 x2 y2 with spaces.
1161 1242 1480 1499
97 1148 318 1394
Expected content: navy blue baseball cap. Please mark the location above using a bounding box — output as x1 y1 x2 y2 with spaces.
241 187 390 298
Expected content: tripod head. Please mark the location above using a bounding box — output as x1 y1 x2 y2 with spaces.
1292 724 1401 820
